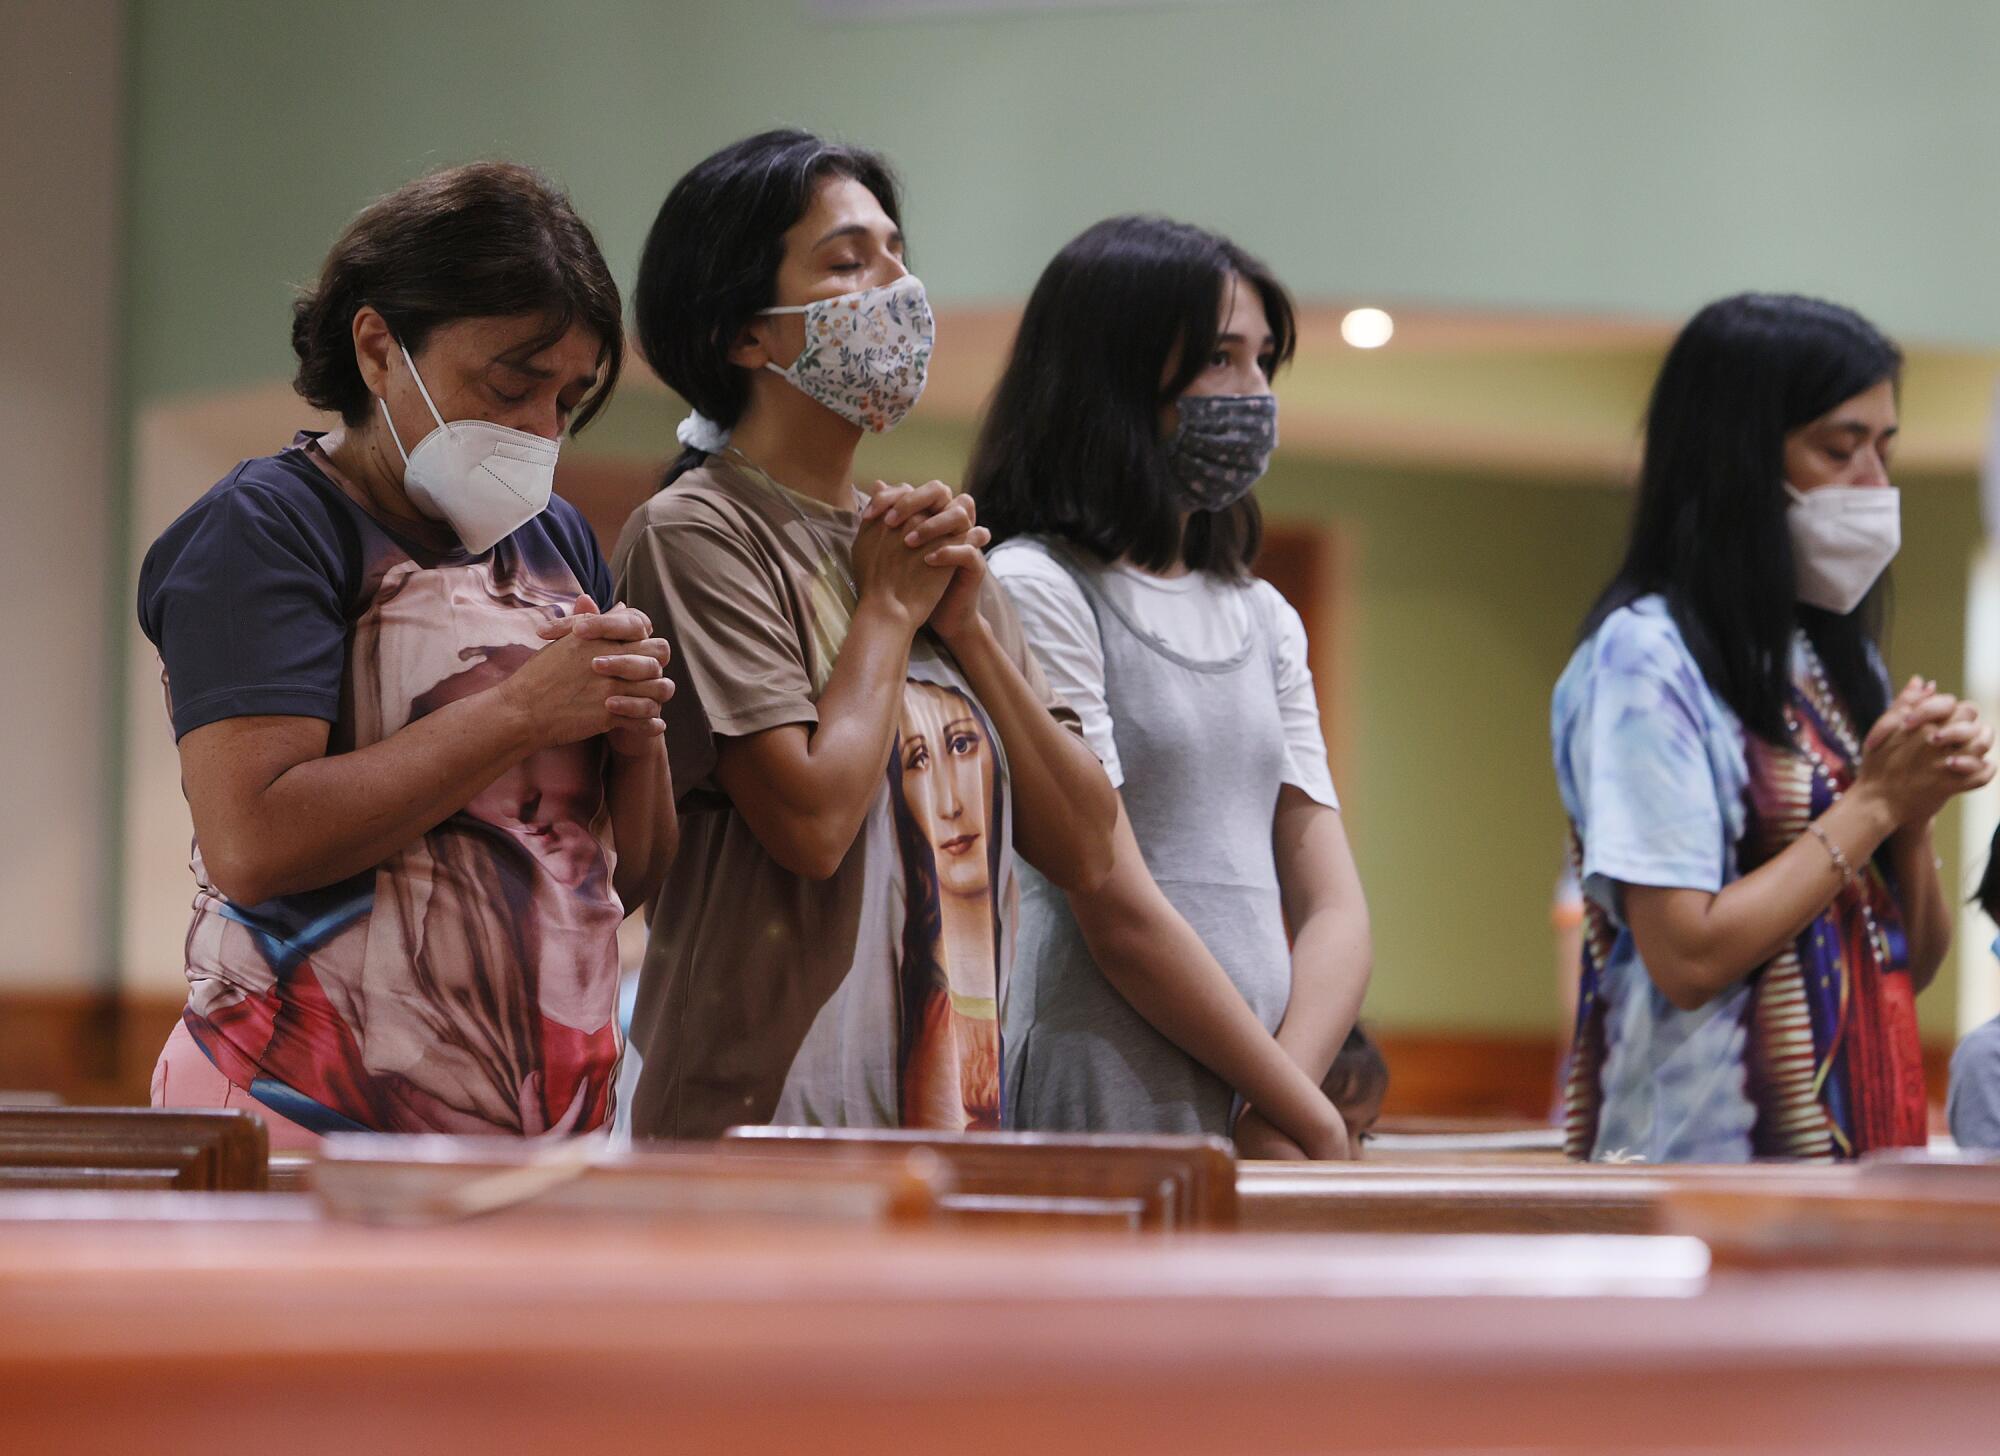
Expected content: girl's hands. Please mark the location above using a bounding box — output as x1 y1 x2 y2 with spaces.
1233 1104 1352 1162
863 480 991 645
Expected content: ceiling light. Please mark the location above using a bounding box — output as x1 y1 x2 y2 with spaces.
1340 307 1394 349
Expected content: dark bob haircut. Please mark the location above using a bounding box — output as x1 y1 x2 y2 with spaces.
292 161 624 433
635 129 903 487
968 215 1298 578
1581 292 1902 745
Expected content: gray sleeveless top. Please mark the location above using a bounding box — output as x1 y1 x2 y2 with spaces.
1000 544 1293 1137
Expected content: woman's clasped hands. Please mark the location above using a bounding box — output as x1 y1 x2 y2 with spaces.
854 479 991 641
512 595 675 754
1857 675 1997 824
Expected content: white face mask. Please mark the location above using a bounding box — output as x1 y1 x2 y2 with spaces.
1784 482 1901 615
377 343 559 553
759 274 934 432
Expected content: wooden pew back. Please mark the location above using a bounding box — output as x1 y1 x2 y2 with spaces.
308 1134 943 1226
1237 1162 1864 1236
0 1107 267 1191
722 1126 1237 1230
1662 1158 2000 1266
27 1211 2000 1456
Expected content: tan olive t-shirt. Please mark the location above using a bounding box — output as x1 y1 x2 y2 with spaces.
611 459 1076 1139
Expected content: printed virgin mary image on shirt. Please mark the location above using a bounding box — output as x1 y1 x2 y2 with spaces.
889 677 1005 1130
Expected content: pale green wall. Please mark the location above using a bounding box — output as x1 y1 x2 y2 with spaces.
128 0 2000 418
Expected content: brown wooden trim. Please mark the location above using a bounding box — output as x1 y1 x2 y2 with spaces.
1374 1028 1959 1124
0 993 183 1107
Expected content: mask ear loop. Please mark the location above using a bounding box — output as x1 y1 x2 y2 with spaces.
400 342 453 435
377 340 453 464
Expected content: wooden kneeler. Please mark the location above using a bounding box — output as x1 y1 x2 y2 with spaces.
0 1107 268 1191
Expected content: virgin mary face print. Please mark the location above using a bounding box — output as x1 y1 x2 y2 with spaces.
896 680 997 902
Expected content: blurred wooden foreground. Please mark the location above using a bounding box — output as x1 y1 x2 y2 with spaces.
2 1112 2000 1453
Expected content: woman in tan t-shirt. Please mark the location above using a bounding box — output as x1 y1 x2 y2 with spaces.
610 129 1119 1138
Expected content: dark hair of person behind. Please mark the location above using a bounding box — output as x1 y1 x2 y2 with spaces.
967 215 1297 578
1975 823 2000 924
1321 1024 1389 1115
635 129 903 488
292 161 624 432
1581 292 1901 744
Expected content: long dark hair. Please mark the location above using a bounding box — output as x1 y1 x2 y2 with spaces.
1974 824 2000 923
292 161 624 432
1581 293 1901 744
634 129 903 487
968 215 1297 579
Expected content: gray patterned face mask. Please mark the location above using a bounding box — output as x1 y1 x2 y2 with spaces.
1166 392 1278 511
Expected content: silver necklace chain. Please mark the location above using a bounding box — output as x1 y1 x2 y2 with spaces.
723 446 862 603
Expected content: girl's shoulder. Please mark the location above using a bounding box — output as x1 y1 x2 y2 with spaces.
990 533 1091 581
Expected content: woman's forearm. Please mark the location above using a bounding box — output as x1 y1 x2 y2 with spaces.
1275 906 1373 1083
715 596 917 880
1889 820 1951 991
947 618 1118 892
608 739 677 912
1271 788 1374 1082
1069 805 1344 1153
182 690 543 905
1624 784 1902 1010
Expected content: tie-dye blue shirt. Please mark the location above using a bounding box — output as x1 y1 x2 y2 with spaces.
1551 595 1761 1161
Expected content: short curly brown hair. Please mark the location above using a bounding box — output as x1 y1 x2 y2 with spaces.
291 161 623 430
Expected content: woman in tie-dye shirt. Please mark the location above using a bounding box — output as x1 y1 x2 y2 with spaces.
139 164 676 1142
1554 293 1992 1163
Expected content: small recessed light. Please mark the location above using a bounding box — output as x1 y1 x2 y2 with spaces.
1341 307 1394 349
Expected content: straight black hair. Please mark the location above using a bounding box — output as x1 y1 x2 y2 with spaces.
1580 292 1902 744
1975 823 2000 923
968 215 1297 578
292 161 623 432
634 129 903 487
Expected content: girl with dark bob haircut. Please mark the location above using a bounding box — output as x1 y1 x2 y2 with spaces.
1556 291 1993 1163
139 161 675 1143
980 214 1372 1160
610 130 1118 1140
971 215 1296 576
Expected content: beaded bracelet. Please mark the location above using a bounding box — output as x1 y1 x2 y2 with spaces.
1807 821 1855 889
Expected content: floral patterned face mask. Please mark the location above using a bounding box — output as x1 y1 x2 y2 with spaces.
759 274 935 432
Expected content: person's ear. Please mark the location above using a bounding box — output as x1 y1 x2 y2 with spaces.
351 305 398 401
725 317 777 371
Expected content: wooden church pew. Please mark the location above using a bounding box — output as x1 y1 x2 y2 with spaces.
1238 1167 1663 1233
13 1211 2000 1454
1359 1126 1570 1165
267 1150 315 1192
720 1125 1238 1230
1661 1158 2000 1267
306 1133 945 1226
0 1107 267 1191
1236 1162 1864 1236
